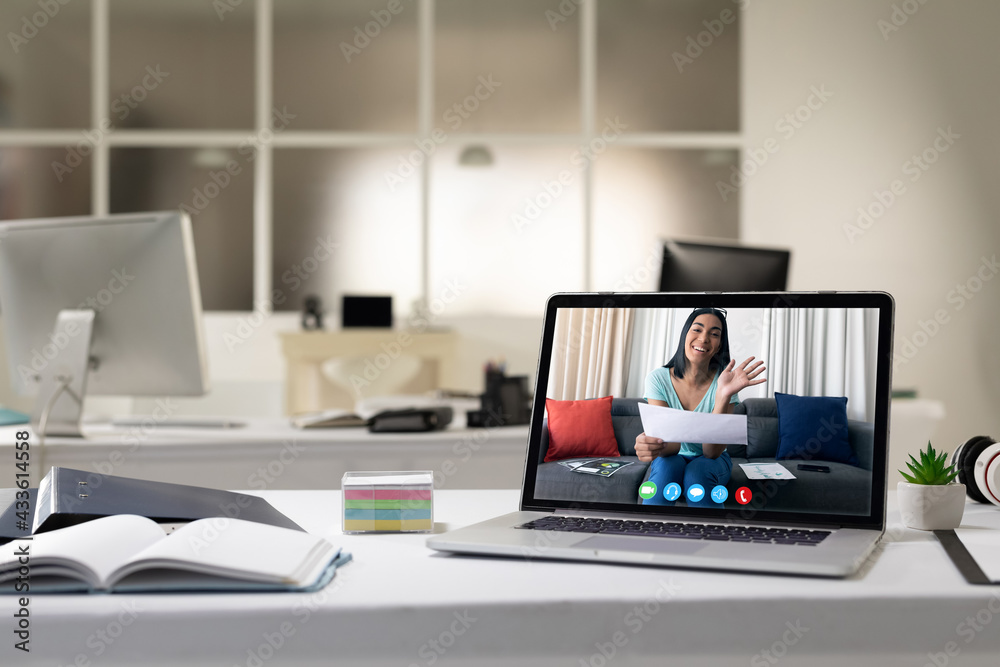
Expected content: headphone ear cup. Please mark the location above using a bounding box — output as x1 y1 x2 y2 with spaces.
977 444 1000 507
959 436 996 504
951 441 968 485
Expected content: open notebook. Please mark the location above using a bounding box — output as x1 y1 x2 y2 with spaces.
0 515 349 594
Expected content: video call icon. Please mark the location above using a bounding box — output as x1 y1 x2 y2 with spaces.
638 481 657 500
663 483 682 502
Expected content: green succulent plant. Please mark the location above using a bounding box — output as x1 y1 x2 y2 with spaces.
899 441 959 485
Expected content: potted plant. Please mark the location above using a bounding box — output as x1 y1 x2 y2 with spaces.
897 442 966 530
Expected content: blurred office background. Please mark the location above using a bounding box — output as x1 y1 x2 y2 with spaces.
0 0 997 450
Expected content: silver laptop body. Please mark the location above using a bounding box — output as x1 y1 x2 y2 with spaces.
428 292 894 577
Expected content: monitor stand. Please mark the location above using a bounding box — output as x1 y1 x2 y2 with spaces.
30 309 95 438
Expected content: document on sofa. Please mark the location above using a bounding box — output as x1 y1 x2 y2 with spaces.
739 462 797 480
0 514 349 594
557 459 636 477
638 402 748 445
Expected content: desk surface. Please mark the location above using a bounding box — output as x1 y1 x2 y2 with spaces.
6 490 1000 666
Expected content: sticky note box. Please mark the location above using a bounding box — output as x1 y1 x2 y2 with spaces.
342 471 433 534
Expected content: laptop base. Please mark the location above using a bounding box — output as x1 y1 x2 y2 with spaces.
428 511 883 578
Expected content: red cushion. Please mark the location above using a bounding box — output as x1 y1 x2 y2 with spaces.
543 396 620 463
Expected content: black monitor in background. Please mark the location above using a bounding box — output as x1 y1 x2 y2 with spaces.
658 239 791 292
342 295 393 328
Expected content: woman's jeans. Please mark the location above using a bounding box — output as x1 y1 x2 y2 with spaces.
641 451 733 506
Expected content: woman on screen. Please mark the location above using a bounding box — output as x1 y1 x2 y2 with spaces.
636 308 765 506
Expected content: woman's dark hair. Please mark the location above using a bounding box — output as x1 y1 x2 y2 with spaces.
664 308 731 379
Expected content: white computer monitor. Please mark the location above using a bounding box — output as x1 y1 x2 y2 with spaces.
0 211 209 436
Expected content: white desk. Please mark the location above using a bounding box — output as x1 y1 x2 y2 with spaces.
6 490 1000 666
280 330 460 413
0 421 530 490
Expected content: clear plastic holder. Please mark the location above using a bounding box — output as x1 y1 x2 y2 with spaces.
341 471 434 534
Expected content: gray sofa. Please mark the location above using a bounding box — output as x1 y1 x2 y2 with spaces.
534 397 874 515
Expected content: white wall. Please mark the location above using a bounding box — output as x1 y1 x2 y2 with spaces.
742 0 1000 452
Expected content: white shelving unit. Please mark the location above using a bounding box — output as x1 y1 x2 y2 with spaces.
0 0 743 315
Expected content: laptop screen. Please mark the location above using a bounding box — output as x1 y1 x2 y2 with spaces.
523 293 893 528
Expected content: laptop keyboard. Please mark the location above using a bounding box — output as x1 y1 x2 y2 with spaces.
516 516 831 546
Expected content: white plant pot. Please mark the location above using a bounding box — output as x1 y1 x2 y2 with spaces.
897 481 966 530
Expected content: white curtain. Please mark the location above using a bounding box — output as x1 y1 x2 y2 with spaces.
760 307 878 422
625 308 681 397
547 308 635 400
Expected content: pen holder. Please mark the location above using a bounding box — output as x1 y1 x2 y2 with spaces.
342 471 434 534
480 371 531 426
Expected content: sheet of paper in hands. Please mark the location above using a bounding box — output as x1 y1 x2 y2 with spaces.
637 402 747 445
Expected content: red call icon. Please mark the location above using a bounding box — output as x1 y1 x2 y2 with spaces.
735 486 753 505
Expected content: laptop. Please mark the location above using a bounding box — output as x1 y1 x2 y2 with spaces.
427 292 894 577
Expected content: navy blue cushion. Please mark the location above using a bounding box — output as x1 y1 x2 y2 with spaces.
774 393 859 467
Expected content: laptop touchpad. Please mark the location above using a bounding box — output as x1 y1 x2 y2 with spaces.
577 536 707 555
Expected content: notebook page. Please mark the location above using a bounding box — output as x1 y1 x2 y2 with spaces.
111 518 336 588
1 515 165 588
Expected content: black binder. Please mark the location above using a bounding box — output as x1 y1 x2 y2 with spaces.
12 467 302 535
368 407 453 433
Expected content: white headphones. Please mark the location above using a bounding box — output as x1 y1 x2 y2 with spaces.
950 436 1000 506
